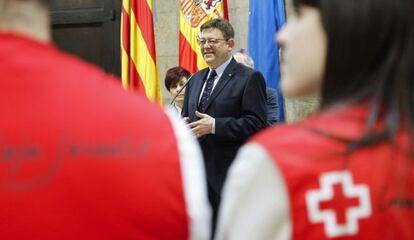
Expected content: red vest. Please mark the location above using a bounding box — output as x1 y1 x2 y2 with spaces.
0 34 192 239
253 104 414 239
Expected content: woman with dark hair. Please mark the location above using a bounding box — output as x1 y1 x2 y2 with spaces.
164 66 190 116
216 0 414 239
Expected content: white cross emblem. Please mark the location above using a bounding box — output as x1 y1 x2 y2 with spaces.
305 171 372 238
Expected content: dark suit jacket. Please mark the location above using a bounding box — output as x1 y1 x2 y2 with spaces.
266 87 279 125
182 58 267 194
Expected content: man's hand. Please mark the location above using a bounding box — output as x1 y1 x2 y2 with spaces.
183 117 190 124
189 111 214 138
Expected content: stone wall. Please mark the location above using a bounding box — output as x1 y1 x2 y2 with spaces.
153 0 179 104
153 0 319 122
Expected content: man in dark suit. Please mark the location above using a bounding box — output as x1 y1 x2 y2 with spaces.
182 18 267 228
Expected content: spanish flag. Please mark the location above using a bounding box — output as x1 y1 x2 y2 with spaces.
121 0 161 103
179 0 228 73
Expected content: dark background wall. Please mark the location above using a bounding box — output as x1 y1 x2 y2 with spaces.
49 0 122 77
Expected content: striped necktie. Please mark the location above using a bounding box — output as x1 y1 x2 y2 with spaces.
198 70 217 112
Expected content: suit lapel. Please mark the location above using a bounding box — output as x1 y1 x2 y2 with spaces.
203 59 238 112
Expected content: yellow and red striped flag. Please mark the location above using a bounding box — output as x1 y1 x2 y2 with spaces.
121 0 161 103
179 0 228 73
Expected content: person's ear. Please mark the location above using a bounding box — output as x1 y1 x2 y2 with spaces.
227 38 235 50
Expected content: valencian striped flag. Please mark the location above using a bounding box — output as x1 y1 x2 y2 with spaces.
121 0 161 103
180 0 228 73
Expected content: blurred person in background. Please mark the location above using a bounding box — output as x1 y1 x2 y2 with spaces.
233 48 280 125
165 66 191 116
217 0 414 239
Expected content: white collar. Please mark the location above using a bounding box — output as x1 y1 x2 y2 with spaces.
209 56 233 78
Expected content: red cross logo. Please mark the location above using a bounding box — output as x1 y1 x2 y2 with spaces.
305 171 372 238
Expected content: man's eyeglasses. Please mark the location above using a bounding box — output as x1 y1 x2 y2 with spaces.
197 38 227 46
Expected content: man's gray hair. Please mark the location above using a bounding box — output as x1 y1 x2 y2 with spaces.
232 48 255 68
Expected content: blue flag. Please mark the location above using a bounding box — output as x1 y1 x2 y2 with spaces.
248 0 286 121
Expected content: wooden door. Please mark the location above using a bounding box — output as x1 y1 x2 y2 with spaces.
49 0 121 77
